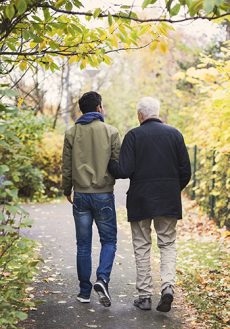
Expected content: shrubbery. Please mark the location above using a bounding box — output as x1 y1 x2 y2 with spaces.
175 44 230 227
0 204 40 329
34 131 63 198
0 103 46 200
0 95 42 328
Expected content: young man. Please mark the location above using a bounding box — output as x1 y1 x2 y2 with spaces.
109 97 191 312
62 91 120 307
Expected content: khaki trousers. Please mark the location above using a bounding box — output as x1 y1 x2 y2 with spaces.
130 217 177 297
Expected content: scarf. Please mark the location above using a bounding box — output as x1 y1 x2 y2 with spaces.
76 112 104 125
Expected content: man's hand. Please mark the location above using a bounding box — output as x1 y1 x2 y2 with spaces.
66 194 73 204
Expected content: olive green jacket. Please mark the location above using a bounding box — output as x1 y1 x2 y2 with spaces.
62 120 121 196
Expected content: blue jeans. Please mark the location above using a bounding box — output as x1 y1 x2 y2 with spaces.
73 192 117 297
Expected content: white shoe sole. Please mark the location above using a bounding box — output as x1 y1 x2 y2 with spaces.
94 282 111 307
77 296 90 303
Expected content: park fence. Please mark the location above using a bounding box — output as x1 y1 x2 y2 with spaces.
186 146 230 228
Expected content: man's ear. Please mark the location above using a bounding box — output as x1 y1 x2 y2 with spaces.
138 111 143 123
96 105 101 113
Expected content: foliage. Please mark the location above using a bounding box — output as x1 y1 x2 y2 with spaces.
0 0 229 73
0 95 48 200
103 32 200 136
0 88 41 329
176 200 230 329
34 131 63 198
0 205 40 329
174 43 230 227
177 240 230 328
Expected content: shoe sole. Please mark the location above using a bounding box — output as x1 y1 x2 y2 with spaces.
133 303 151 311
94 282 111 307
77 296 90 303
156 294 173 312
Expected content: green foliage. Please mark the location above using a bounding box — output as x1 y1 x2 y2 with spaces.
0 206 40 329
0 0 228 73
175 43 230 227
34 131 63 198
0 96 48 200
0 88 41 329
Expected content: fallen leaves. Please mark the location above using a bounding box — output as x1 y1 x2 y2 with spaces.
176 196 230 329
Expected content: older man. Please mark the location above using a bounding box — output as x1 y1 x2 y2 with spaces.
108 97 191 312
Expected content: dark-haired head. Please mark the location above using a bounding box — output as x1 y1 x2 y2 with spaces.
78 91 102 114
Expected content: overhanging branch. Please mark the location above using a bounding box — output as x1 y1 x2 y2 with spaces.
37 4 230 24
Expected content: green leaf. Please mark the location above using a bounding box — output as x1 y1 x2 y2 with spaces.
203 0 224 13
170 3 181 16
108 13 113 26
188 0 203 16
0 89 18 97
65 1 73 11
31 15 42 22
5 4 15 20
73 0 83 8
56 0 66 8
15 311 28 321
142 0 157 9
15 0 27 15
43 8 51 21
0 165 9 175
93 8 102 18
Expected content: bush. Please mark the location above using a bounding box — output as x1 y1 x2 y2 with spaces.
0 104 47 200
0 93 41 328
0 205 40 329
34 131 63 198
187 147 230 228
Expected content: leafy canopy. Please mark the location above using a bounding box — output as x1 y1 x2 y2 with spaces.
0 0 229 72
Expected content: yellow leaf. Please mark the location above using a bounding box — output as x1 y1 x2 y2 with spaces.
39 41 46 50
149 41 158 51
159 40 168 53
68 55 79 64
30 41 37 48
17 97 24 109
19 61 27 71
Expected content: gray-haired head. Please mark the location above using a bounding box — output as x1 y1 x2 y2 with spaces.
137 97 160 119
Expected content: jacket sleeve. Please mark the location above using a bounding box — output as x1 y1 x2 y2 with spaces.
177 134 191 190
108 131 135 179
62 133 73 196
111 130 121 161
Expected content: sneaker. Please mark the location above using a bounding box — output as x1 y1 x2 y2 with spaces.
156 285 174 312
133 297 152 310
77 293 90 303
94 279 111 307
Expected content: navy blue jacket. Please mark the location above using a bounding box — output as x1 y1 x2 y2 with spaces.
108 119 191 221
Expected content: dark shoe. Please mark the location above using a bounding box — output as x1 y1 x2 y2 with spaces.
156 285 174 312
134 297 152 310
77 293 90 303
94 279 111 307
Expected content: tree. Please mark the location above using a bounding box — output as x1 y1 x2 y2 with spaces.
174 42 230 226
0 0 229 73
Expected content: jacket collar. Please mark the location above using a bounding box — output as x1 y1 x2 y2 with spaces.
140 118 163 126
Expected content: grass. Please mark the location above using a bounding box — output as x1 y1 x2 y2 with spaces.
176 239 229 329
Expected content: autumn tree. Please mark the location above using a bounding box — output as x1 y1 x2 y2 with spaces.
0 0 229 74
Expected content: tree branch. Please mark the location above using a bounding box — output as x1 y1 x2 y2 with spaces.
37 4 230 24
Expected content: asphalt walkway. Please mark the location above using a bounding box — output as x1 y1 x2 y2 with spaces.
23 180 184 329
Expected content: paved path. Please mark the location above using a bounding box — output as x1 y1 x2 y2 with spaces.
22 180 183 329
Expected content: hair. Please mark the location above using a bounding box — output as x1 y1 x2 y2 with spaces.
137 97 160 118
78 91 102 113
